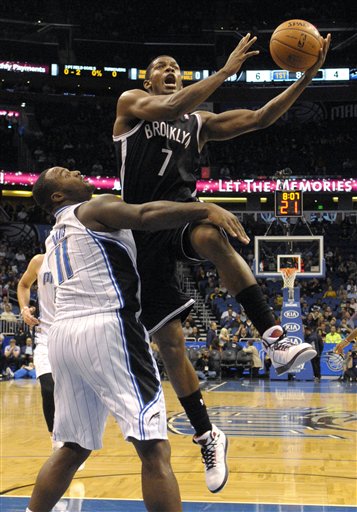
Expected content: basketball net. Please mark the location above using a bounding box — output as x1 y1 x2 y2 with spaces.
280 267 298 303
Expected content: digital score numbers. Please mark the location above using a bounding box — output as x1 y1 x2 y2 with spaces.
275 190 303 217
63 64 127 79
246 68 350 82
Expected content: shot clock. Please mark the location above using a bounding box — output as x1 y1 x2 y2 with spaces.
275 190 303 217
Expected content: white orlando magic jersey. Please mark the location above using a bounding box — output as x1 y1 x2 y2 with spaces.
37 256 55 338
45 203 140 321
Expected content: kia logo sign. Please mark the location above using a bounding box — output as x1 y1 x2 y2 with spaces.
284 310 299 319
285 323 300 332
288 336 303 345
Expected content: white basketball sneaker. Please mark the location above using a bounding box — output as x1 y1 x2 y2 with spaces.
262 326 316 376
193 424 228 493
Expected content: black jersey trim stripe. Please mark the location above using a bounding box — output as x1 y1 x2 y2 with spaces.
192 112 203 154
148 298 195 335
87 229 142 317
114 309 145 423
120 137 127 201
112 119 145 141
115 308 162 440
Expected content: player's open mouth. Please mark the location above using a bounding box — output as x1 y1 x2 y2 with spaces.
164 74 176 86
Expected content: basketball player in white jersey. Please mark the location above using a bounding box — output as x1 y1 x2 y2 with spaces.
18 255 85 471
18 255 58 447
26 166 248 512
113 32 330 492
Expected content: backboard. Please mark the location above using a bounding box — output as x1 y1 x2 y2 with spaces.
253 235 325 278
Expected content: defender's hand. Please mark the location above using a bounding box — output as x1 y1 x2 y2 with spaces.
221 33 260 77
21 306 39 327
206 203 250 244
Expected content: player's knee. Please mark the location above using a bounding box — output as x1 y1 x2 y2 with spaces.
138 440 172 475
157 337 185 365
190 224 229 259
63 442 91 464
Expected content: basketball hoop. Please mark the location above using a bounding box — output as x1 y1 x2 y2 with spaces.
280 267 298 303
280 267 298 289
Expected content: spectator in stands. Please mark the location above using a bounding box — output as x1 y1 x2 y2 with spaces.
13 361 36 380
220 305 239 329
0 295 13 312
242 340 262 379
206 321 219 349
349 298 357 313
221 309 240 332
325 325 343 344
191 326 201 341
14 327 27 348
225 334 243 351
274 294 283 309
194 350 217 381
343 343 357 382
182 320 193 338
0 334 7 379
1 303 16 322
185 313 196 327
21 337 34 364
304 312 318 329
339 318 353 338
4 338 21 372
301 301 309 317
323 285 337 299
347 280 357 298
218 327 230 350
208 286 225 304
237 325 250 340
304 326 324 382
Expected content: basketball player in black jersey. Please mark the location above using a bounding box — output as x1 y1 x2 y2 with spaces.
113 32 331 493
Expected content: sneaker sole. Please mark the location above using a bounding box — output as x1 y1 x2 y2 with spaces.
275 348 317 376
210 436 229 494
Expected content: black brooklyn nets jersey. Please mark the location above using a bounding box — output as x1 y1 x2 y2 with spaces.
113 112 202 204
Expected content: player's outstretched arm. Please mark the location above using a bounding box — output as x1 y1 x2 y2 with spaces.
17 254 44 326
115 34 259 123
77 195 250 244
199 34 331 145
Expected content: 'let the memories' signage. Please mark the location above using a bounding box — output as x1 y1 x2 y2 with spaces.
0 172 356 194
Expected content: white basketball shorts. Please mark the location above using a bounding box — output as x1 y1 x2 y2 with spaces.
34 335 52 378
49 310 167 450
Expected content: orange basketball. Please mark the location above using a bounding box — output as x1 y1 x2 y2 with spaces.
270 19 322 72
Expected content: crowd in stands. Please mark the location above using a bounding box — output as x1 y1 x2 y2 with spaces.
1 96 356 180
1 213 356 380
1 0 354 68
184 215 357 379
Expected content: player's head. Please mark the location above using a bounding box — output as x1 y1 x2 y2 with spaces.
32 167 95 214
144 55 182 95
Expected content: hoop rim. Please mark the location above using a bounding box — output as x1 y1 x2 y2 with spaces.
279 267 298 276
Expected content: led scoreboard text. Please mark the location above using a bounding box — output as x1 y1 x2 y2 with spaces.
55 65 352 82
275 190 303 217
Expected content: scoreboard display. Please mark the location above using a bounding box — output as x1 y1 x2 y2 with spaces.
275 190 303 217
56 65 352 83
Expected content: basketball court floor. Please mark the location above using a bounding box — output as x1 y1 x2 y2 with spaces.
1 378 356 511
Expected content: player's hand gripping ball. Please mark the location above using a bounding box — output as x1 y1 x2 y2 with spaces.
270 19 323 72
